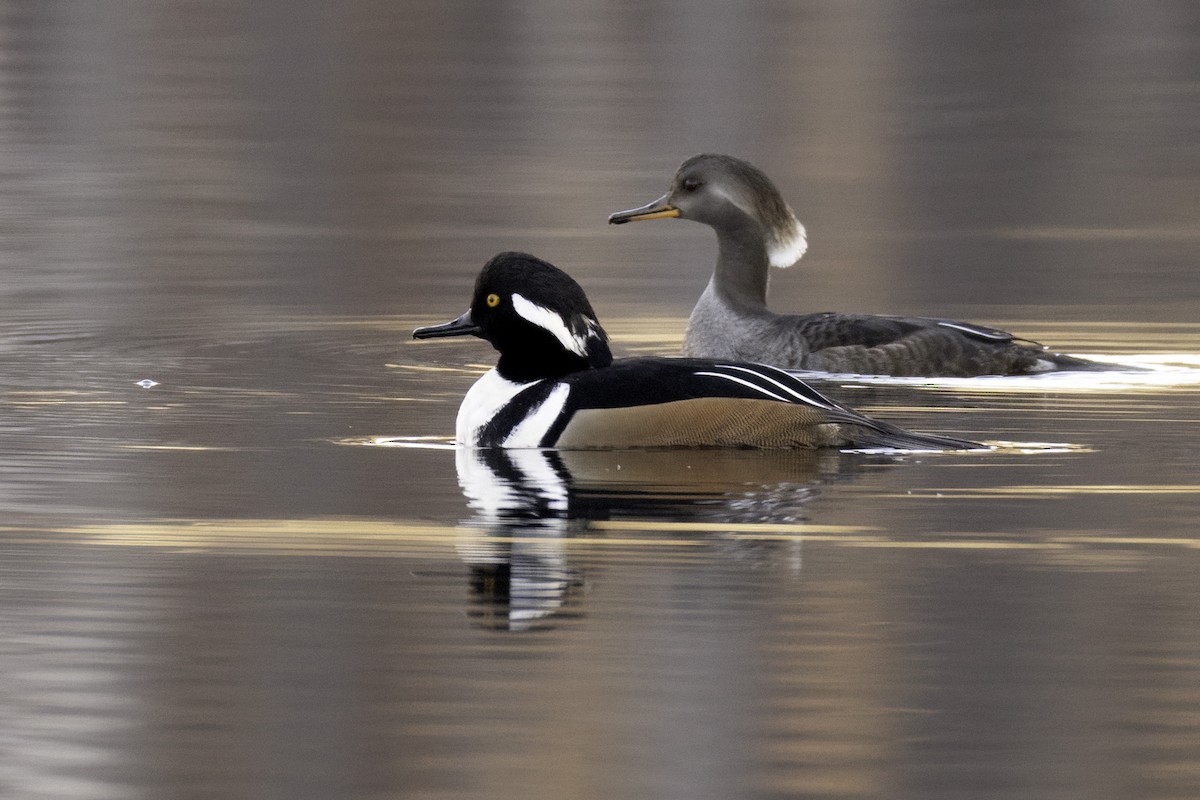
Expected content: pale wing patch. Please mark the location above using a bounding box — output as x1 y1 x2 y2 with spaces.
512 293 592 356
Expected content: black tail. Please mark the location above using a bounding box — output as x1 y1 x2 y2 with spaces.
849 419 985 452
1038 350 1143 372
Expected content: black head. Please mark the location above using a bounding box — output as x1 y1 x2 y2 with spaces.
413 252 613 381
608 153 807 268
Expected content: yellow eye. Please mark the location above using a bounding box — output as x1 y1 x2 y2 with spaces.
486 293 500 308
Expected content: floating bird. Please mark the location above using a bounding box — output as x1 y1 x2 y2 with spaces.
609 153 1107 377
413 251 979 450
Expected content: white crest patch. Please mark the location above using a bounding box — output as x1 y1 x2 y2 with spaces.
768 217 808 268
512 293 591 356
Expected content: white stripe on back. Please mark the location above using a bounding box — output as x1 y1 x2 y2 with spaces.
693 371 790 403
935 320 1009 341
717 364 833 409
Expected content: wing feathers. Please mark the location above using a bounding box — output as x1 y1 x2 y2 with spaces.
468 357 977 451
554 398 842 449
692 371 793 403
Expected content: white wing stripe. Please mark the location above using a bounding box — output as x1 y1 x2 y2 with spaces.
936 320 1009 341
718 364 833 409
693 371 791 403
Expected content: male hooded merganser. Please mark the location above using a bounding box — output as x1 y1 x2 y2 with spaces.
413 251 979 450
609 153 1108 377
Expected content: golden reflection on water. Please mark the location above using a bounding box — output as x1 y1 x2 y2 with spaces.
118 444 241 452
1 392 126 408
18 516 1195 556
591 520 875 534
2 3 1198 797
993 225 1200 241
894 484 1200 497
385 362 481 374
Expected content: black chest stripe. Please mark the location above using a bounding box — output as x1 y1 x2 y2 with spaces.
477 381 559 447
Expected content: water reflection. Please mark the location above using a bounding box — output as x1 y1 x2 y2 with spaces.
2 1 1199 796
456 448 581 630
454 445 886 629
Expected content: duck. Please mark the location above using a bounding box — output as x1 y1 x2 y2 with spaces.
412 251 980 451
608 153 1108 377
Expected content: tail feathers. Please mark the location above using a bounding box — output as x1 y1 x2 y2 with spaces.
849 420 984 452
1035 350 1141 373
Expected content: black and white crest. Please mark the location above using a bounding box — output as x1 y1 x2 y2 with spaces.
470 252 612 381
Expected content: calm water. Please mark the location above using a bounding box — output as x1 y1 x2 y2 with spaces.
2 3 1200 799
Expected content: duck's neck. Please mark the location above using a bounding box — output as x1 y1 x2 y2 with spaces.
712 222 771 311
495 337 612 383
497 351 586 383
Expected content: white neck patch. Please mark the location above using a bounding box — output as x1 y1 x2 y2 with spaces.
511 293 593 356
768 219 808 268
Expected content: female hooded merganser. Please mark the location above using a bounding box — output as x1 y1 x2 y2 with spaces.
413 251 979 451
609 153 1106 378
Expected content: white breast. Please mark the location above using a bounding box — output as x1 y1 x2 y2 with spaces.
456 369 532 445
456 369 572 448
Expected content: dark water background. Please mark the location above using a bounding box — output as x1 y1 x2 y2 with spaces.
2 3 1199 799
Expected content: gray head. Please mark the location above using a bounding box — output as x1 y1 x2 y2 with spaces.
609 154 807 268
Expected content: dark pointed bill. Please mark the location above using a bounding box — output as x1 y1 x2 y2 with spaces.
412 310 481 339
607 193 680 224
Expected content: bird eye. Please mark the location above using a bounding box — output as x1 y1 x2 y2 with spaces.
682 178 703 192
486 293 501 308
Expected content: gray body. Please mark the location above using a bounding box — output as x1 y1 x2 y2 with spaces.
612 154 1104 378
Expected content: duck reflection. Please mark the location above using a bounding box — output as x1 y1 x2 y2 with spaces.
455 446 885 630
455 447 584 630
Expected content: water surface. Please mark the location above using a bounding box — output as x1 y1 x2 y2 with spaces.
2 4 1200 799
